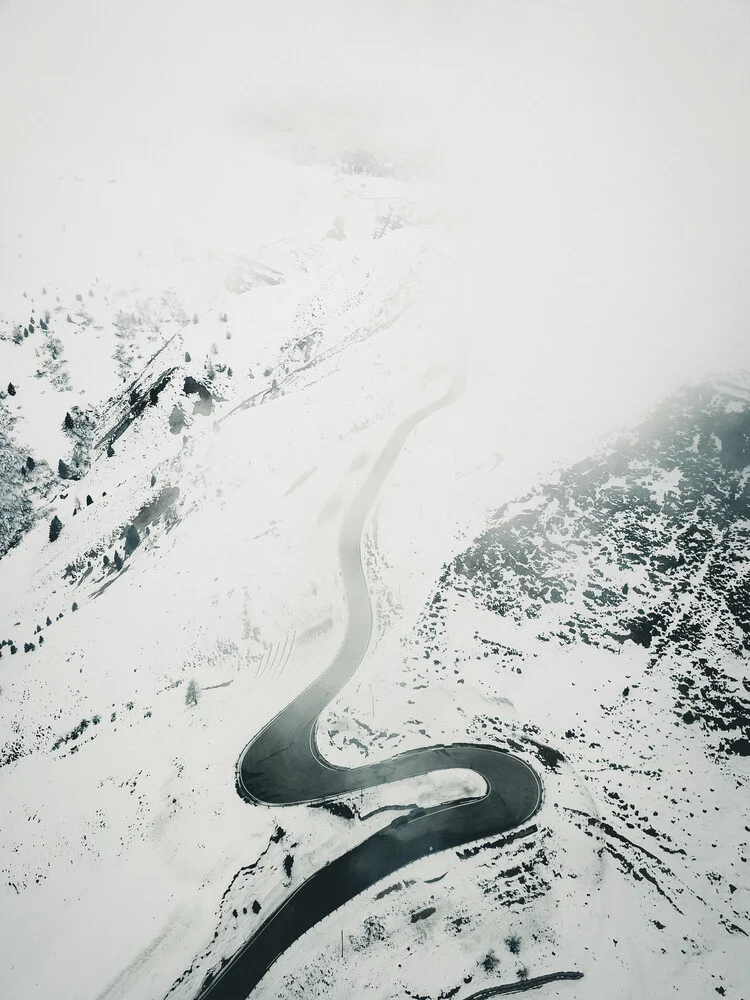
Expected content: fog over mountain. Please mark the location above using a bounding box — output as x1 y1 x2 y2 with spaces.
1 3 749 999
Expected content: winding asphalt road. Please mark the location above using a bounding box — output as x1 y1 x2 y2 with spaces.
195 375 543 1000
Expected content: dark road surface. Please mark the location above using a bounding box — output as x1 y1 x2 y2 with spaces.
195 376 543 1000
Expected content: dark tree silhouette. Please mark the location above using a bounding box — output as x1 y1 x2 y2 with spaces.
26 456 35 470
49 516 63 542
58 458 69 479
7 383 16 396
113 551 123 571
123 524 141 555
64 411 74 430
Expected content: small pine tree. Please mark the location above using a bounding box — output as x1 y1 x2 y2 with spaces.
64 411 74 430
113 550 123 570
185 351 191 362
124 524 141 555
58 458 69 479
7 383 16 396
49 516 63 542
185 679 198 706
106 442 115 457
86 494 93 505
26 456 35 470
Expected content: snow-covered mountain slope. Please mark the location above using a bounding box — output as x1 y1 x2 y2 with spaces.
3 239 748 1000
308 377 750 1000
3 4 750 1000
0 149 473 1000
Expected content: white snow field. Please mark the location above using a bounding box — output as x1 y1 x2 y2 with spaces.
1 3 750 1000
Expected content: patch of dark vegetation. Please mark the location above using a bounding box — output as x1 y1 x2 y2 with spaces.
457 825 537 861
410 906 436 923
51 715 101 751
526 739 564 772
95 367 176 452
505 934 521 955
310 799 356 820
283 854 294 879
183 376 214 415
461 971 583 999
375 878 415 900
350 916 386 953
0 423 53 557
0 738 27 768
123 523 141 556
480 950 499 972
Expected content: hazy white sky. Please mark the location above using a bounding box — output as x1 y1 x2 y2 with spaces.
1 0 749 413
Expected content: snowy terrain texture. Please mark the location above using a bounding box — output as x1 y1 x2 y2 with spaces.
2 3 750 1000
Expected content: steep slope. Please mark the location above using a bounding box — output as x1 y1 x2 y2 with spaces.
305 377 750 1000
